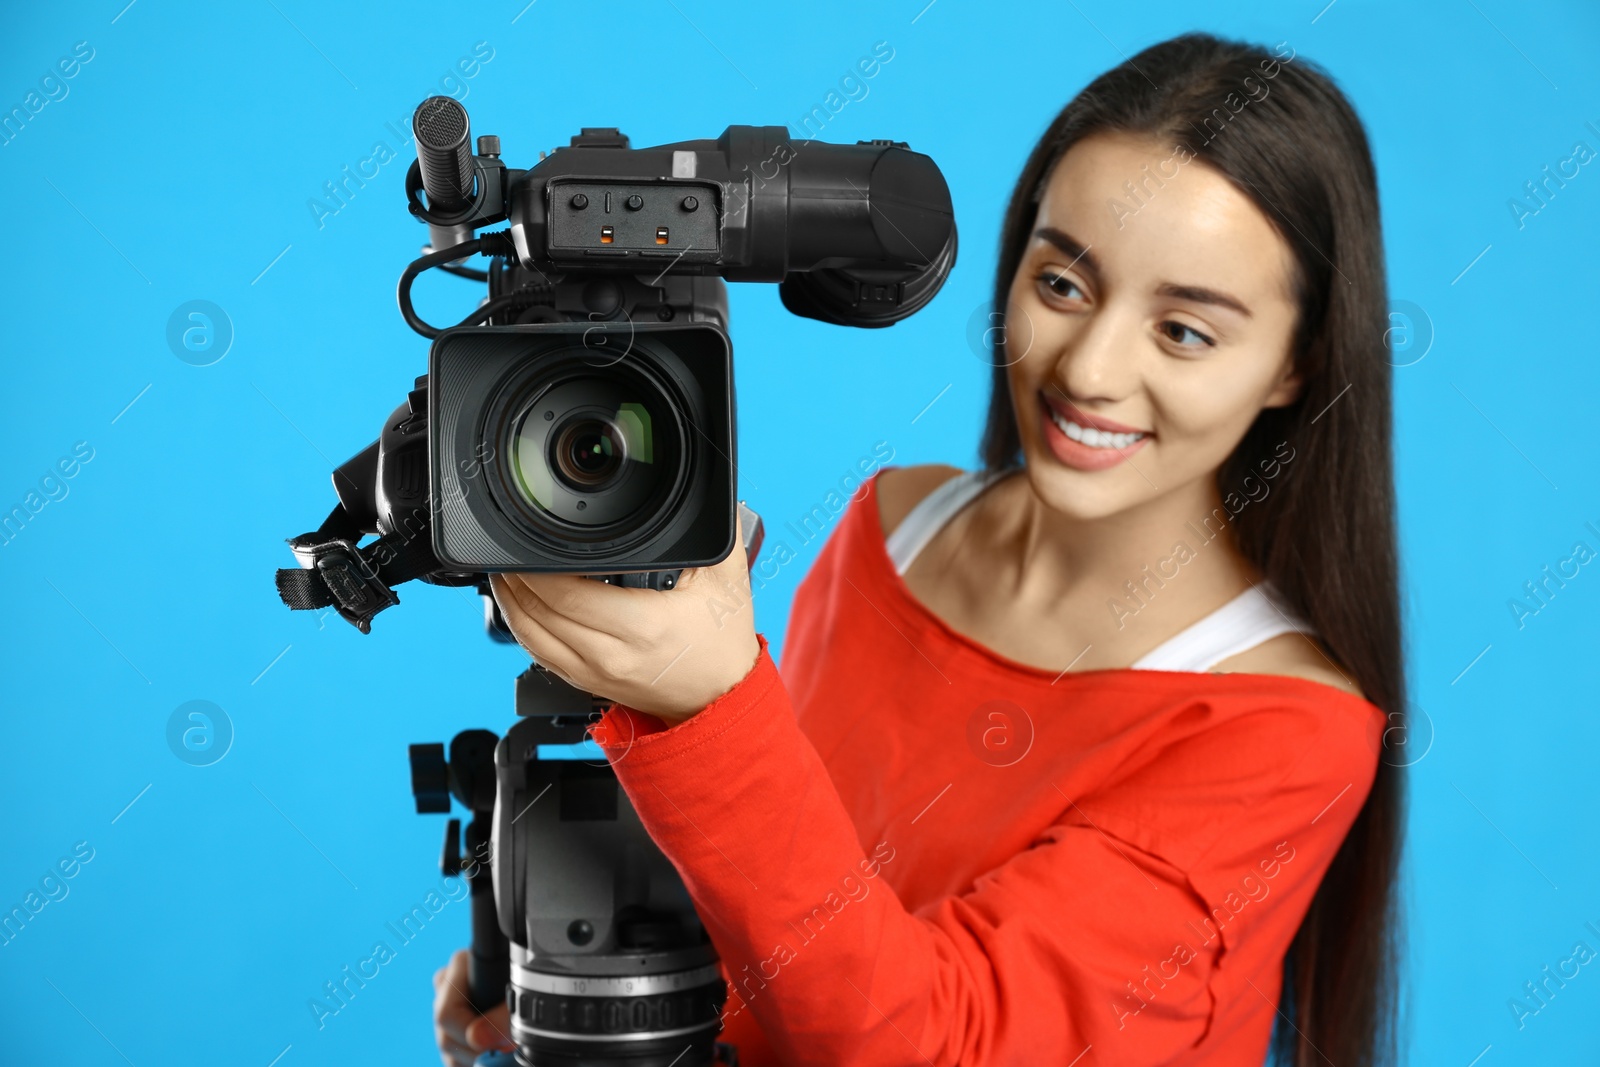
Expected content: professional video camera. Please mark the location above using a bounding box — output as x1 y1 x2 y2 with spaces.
275 95 955 633
273 95 955 1065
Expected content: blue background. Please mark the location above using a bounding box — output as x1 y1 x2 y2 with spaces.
2 1 1597 1063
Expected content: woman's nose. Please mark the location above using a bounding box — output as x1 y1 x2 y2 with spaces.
1048 305 1140 403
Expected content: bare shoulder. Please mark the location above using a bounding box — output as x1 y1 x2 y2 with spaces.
875 463 966 538
1211 632 1367 701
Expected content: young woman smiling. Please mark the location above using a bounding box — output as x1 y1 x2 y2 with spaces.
437 32 1404 1067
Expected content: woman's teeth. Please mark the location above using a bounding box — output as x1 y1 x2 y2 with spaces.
1048 407 1146 449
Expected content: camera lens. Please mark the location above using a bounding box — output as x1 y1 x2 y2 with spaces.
553 417 624 488
429 327 730 571
496 362 685 543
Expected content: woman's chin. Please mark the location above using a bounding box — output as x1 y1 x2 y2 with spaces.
1018 457 1145 523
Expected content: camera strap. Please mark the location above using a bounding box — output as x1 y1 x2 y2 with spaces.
274 502 445 633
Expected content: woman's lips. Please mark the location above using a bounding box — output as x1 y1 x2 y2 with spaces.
1038 392 1151 472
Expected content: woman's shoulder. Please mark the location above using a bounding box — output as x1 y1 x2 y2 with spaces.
873 463 967 539
1210 632 1368 701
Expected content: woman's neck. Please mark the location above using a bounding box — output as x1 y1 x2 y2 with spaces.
964 466 1264 658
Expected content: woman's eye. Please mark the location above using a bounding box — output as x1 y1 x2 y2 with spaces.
1160 321 1215 348
1037 271 1084 301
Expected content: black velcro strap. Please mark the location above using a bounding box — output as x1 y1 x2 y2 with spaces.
274 503 445 634
275 565 339 611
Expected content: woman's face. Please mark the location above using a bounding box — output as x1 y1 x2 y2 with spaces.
1003 131 1304 521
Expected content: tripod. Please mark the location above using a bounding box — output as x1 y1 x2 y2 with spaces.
408 507 763 1066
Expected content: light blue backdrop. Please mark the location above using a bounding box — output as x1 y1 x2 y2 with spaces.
2 1 1596 1063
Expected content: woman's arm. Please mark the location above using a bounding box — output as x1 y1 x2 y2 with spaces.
588 642 1378 1065
486 466 1379 1064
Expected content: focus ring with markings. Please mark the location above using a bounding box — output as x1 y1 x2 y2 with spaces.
514 984 724 1039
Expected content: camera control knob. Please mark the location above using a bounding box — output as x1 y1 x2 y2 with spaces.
440 818 463 876
410 743 450 814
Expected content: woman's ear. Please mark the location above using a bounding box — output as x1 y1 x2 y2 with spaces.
1262 356 1304 409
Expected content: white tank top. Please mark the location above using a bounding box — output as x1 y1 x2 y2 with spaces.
883 468 1318 673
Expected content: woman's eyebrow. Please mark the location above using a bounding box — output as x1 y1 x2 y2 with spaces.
1155 282 1254 318
1032 227 1099 277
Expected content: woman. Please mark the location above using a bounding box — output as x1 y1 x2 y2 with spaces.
437 31 1404 1067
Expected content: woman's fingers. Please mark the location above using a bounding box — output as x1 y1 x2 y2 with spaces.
502 572 624 648
466 1005 514 1052
489 574 586 675
482 512 760 717
433 948 514 1064
433 951 478 1065
438 1033 480 1067
500 512 749 643
514 570 656 639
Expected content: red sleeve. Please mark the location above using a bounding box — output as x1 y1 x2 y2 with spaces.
586 637 1379 1066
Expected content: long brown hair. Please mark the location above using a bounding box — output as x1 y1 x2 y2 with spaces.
978 33 1405 1067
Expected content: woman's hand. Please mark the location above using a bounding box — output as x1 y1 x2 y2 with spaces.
488 513 761 724
433 948 513 1067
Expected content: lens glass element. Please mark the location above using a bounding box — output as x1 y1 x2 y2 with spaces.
506 377 676 535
